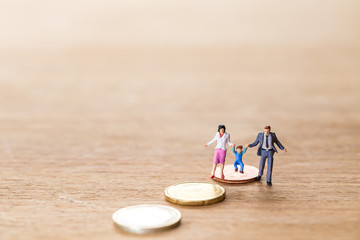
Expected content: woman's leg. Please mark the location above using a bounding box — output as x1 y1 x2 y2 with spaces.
211 163 217 176
218 150 226 178
220 164 225 177
211 150 220 178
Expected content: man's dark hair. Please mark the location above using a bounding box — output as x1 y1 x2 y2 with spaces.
264 125 271 130
218 125 226 132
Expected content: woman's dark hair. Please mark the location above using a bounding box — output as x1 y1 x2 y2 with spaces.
218 125 226 132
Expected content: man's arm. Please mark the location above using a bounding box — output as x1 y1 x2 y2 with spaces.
273 133 287 152
248 134 260 148
273 133 284 149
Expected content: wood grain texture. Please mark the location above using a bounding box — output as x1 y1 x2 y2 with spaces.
0 1 359 239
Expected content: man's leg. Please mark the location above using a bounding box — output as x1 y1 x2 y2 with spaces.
266 151 275 183
258 150 267 178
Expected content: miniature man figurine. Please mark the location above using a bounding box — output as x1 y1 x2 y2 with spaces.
246 125 287 186
204 125 234 179
232 145 247 173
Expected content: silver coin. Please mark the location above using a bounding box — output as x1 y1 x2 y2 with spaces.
112 204 181 234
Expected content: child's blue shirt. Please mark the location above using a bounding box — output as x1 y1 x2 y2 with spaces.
232 147 247 162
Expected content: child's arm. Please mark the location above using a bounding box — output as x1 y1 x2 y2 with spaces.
232 146 236 155
241 147 248 155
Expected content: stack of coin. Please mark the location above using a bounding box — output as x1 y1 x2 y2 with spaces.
113 180 242 234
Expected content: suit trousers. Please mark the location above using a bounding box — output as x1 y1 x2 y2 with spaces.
259 149 275 182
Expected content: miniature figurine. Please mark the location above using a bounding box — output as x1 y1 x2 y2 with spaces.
232 145 247 173
246 125 287 186
204 125 234 179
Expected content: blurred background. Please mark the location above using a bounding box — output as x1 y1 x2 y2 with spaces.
0 1 359 239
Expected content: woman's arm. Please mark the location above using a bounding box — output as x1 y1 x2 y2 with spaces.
206 134 217 146
227 134 234 147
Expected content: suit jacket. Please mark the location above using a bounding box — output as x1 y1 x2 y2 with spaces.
249 132 285 156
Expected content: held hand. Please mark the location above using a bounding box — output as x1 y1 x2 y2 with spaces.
204 144 208 148
283 148 287 153
232 144 235 147
245 144 249 148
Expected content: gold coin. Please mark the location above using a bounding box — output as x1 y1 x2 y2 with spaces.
112 204 181 234
164 182 226 206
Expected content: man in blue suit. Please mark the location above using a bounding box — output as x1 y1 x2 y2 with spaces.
247 126 287 186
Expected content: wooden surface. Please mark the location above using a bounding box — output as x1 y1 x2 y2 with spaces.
0 1 360 239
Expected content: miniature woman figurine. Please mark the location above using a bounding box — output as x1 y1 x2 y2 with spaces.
232 145 247 173
204 125 234 179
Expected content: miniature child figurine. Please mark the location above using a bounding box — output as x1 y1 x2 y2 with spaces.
204 125 234 179
232 145 247 173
